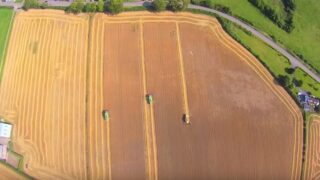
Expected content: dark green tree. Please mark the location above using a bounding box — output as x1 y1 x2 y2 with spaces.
108 0 123 14
152 0 167 12
84 3 97 12
315 105 320 113
285 67 295 74
23 0 40 10
292 78 303 87
97 0 105 12
167 0 189 11
67 0 84 14
277 74 291 88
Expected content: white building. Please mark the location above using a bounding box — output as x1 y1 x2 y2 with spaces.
0 122 12 138
0 122 12 160
0 144 7 160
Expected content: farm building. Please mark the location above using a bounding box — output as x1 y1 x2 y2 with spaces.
0 122 12 138
0 122 12 160
298 91 320 112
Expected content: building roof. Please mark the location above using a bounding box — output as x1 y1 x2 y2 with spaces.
0 144 7 160
0 123 12 138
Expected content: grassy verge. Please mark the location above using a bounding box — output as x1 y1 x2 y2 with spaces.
294 68 320 97
0 7 14 81
192 0 320 73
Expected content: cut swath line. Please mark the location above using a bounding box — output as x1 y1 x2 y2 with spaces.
175 22 190 121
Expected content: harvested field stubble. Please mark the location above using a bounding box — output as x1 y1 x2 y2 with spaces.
0 10 89 179
0 10 303 180
89 12 303 180
304 115 320 180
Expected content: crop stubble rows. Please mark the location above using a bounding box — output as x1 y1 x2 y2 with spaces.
89 12 302 180
0 10 88 180
304 115 320 180
0 10 303 180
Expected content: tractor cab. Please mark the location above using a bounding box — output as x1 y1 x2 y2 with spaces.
182 114 190 125
102 110 110 122
146 94 153 104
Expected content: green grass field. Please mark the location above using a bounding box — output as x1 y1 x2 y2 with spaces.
261 0 287 21
204 0 320 73
0 8 14 80
294 68 320 97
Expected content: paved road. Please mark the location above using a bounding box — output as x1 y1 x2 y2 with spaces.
0 1 22 10
1 1 319 82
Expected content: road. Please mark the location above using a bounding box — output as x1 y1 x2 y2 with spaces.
0 1 319 82
0 1 22 10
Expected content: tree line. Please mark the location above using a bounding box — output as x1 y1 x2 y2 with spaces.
23 0 190 14
248 0 295 33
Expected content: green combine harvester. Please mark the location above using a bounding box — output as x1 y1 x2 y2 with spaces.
102 110 110 121
146 94 153 104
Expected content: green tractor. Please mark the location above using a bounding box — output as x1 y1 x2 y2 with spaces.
102 110 110 121
146 94 153 104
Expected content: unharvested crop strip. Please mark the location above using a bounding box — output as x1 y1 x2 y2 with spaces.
88 14 97 180
99 19 108 179
139 20 154 180
80 20 88 180
94 18 102 178
175 22 190 119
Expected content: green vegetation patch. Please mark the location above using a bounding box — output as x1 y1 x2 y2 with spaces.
294 68 320 97
248 0 295 32
0 8 14 81
192 0 320 73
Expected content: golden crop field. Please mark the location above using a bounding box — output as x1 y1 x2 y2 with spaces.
0 10 89 179
304 115 320 180
0 10 303 179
